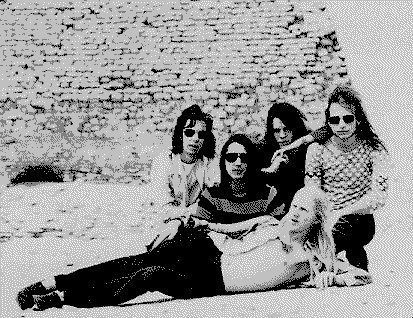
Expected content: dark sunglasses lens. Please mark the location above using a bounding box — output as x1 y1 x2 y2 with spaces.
184 129 207 139
184 129 195 137
225 154 237 163
225 153 247 163
328 116 340 125
343 115 355 124
328 115 355 125
239 154 247 162
197 131 207 139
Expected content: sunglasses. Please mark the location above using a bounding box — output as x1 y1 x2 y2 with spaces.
183 129 208 139
273 127 292 135
225 153 248 163
328 115 355 125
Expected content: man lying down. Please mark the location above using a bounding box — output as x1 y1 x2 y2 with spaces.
17 186 371 311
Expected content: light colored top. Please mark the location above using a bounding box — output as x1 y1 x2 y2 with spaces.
305 140 389 212
219 225 373 292
149 150 219 215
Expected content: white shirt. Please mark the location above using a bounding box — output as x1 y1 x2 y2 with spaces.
149 150 219 209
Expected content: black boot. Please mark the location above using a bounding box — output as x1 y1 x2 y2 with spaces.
33 291 63 311
16 282 48 310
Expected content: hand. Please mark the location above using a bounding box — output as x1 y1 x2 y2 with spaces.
193 218 209 229
314 272 336 289
271 149 284 163
271 203 285 218
146 219 182 252
261 154 288 173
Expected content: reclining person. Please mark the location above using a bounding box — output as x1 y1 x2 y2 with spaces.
16 186 371 310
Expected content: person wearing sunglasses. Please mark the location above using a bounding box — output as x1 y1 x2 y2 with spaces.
304 86 390 271
147 104 218 244
16 186 372 311
259 103 312 219
149 134 282 253
194 134 283 226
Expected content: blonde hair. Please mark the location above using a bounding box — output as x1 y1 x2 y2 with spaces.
295 186 336 277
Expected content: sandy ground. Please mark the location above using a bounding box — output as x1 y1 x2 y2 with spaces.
0 181 412 318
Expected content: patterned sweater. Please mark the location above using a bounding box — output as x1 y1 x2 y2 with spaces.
305 140 389 212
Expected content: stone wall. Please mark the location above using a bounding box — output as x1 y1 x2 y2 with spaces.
0 0 350 184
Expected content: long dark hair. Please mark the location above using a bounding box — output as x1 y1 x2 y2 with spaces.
263 102 308 152
171 104 215 159
326 86 387 152
219 134 262 193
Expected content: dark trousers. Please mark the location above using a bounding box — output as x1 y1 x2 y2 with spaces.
54 227 224 308
333 214 375 271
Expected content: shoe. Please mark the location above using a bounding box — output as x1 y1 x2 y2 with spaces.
33 291 63 311
16 282 47 310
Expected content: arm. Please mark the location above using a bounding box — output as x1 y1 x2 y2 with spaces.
262 135 313 173
268 126 330 164
304 143 323 188
162 203 197 223
310 257 373 288
193 188 279 235
280 134 314 154
149 150 175 206
334 266 373 287
270 125 330 162
192 214 277 235
205 157 220 187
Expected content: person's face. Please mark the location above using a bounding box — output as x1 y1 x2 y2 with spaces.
224 142 248 180
272 118 293 148
182 120 207 156
328 103 357 140
281 192 316 233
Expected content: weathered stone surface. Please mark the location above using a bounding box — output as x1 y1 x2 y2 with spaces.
1 0 351 182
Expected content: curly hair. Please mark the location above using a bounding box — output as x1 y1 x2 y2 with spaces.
326 86 387 152
263 102 308 151
171 104 216 159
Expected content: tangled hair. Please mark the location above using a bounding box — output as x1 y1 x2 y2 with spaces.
219 134 262 193
294 186 336 275
263 102 308 151
326 86 387 152
171 104 216 159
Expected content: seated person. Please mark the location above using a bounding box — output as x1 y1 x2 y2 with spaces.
258 102 310 217
16 186 371 311
195 133 283 225
263 126 330 165
148 104 218 220
304 86 389 271
149 133 282 248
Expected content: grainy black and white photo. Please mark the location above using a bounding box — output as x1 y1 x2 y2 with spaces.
1 0 411 317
